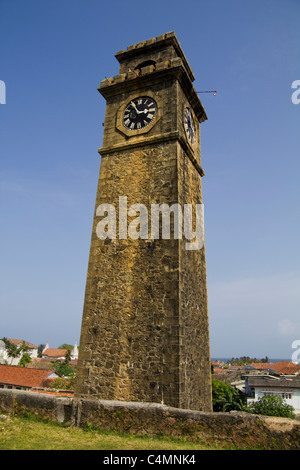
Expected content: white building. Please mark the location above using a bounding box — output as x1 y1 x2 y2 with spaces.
245 375 300 414
0 339 38 366
42 342 78 360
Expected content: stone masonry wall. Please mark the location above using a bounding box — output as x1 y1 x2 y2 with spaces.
75 137 212 410
1 389 300 450
75 141 182 407
178 142 212 411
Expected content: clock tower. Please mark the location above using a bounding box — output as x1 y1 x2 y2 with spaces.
75 32 212 411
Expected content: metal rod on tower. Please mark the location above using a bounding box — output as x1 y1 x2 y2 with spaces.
197 90 217 95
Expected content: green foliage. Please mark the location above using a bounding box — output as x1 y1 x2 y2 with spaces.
0 411 243 450
2 338 19 363
1 338 29 365
49 377 75 390
37 344 45 358
64 348 72 362
19 353 32 367
228 356 269 366
212 378 247 412
51 361 76 378
58 344 74 350
51 347 76 378
246 395 296 419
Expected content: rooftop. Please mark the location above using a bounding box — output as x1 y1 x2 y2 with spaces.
0 364 56 389
3 338 38 349
247 375 300 389
249 362 300 375
42 348 68 358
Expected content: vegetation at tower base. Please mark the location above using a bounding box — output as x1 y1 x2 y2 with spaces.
212 379 247 412
246 395 296 420
212 378 297 419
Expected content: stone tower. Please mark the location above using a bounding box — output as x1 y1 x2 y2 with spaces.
75 32 212 411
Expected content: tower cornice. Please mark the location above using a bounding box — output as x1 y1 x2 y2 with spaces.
98 58 207 123
115 31 195 82
98 130 205 177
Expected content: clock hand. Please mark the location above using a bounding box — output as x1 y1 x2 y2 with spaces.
130 101 142 113
130 101 150 114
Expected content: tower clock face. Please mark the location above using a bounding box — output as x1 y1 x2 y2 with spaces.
184 108 195 144
123 97 157 130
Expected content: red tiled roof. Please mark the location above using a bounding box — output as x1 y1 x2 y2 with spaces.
272 361 300 374
249 361 300 374
42 348 67 358
0 365 55 388
7 338 38 349
32 389 74 397
26 358 54 370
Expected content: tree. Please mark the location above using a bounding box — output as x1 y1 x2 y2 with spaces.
37 344 45 358
50 377 75 390
261 356 269 363
246 395 295 419
64 348 72 363
228 356 270 366
212 378 247 412
51 349 75 378
18 341 29 356
58 344 73 350
2 338 18 364
1 338 29 365
19 353 32 367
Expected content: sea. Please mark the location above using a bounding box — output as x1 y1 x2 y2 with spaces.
211 358 291 363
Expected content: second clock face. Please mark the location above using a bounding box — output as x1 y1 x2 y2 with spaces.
184 107 195 144
123 97 157 130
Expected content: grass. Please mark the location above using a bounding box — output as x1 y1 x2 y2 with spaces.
0 412 232 451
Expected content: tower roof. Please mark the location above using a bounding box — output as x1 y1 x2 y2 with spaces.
115 31 195 83
99 32 207 123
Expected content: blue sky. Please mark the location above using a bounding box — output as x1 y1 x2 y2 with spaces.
1 0 299 359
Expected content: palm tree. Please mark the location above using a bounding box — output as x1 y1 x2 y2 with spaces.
2 338 18 364
2 338 29 365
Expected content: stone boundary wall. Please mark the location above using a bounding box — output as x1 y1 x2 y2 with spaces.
0 388 299 450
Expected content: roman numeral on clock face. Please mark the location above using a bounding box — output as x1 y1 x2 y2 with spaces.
123 96 157 130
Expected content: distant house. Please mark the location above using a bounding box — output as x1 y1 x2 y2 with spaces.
0 339 39 366
0 364 57 391
248 362 300 375
42 347 68 360
42 342 78 360
245 375 300 413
